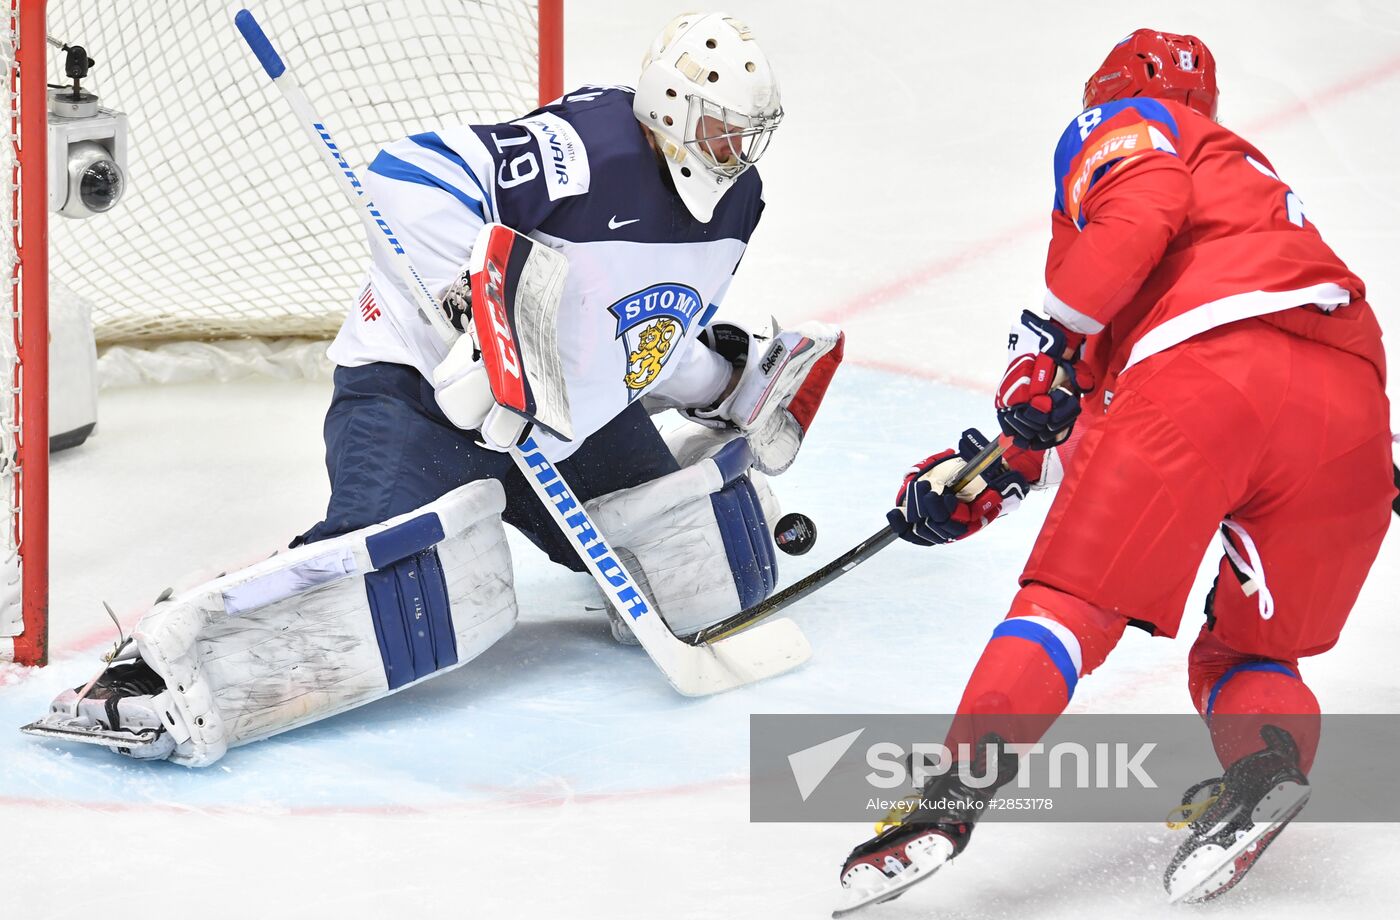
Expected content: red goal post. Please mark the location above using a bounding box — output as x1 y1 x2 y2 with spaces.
1 0 564 667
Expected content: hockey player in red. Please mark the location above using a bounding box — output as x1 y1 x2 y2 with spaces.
837 29 1395 912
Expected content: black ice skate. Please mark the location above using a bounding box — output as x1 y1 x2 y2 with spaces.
834 736 1015 917
1164 724 1311 903
21 654 176 759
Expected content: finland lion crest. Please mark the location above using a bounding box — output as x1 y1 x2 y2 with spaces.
607 282 703 400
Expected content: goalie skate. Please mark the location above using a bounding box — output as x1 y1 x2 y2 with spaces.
20 718 171 757
22 657 178 760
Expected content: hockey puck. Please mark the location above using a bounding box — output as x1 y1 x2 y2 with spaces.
773 512 817 555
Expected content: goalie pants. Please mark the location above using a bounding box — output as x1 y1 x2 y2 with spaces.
296 362 680 567
948 318 1393 769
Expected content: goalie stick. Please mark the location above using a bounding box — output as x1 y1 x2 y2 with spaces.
235 9 810 695
691 437 1011 644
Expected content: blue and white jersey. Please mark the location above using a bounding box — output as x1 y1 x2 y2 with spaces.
327 86 765 459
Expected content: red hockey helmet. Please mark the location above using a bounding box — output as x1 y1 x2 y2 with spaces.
1083 29 1218 120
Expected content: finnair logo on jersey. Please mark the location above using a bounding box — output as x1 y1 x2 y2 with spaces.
608 283 704 400
516 112 591 202
518 438 650 621
536 120 573 187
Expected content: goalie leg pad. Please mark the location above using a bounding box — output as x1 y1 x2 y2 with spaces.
109 479 515 766
586 437 779 639
363 525 463 689
712 465 779 608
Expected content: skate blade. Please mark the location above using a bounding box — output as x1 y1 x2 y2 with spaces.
1168 782 1310 904
833 835 956 918
21 717 165 751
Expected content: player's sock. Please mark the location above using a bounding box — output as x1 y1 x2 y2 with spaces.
946 583 1126 749
1204 669 1320 774
1187 627 1320 773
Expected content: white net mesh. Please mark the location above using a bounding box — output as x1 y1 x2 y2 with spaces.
1 1 547 660
46 0 544 344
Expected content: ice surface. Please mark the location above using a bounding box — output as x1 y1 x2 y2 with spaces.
3 2 1398 917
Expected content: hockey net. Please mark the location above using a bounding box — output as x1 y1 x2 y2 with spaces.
2 0 563 665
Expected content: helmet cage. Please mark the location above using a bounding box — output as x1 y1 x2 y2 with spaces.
684 93 783 180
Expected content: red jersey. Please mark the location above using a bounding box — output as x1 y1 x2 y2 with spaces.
1043 97 1386 393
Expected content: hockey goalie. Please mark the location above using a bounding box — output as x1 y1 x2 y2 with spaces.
25 11 843 766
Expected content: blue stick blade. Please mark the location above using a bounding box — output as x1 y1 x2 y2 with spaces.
235 9 286 79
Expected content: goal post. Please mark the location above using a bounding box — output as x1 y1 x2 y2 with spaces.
539 0 563 106
1 0 564 666
2 0 49 667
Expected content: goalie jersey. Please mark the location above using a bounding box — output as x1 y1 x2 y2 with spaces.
327 86 765 459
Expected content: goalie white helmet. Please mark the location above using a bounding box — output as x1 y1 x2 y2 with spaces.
633 12 783 223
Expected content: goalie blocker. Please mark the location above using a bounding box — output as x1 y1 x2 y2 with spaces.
433 223 573 450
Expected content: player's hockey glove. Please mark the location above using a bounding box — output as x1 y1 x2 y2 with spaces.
889 428 1028 546
682 319 844 476
995 310 1095 451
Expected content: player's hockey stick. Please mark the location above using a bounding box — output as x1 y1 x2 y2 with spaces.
692 437 1010 644
235 9 810 695
699 441 1400 644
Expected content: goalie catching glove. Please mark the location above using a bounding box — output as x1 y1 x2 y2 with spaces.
681 319 844 475
995 310 1095 450
890 429 1029 546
